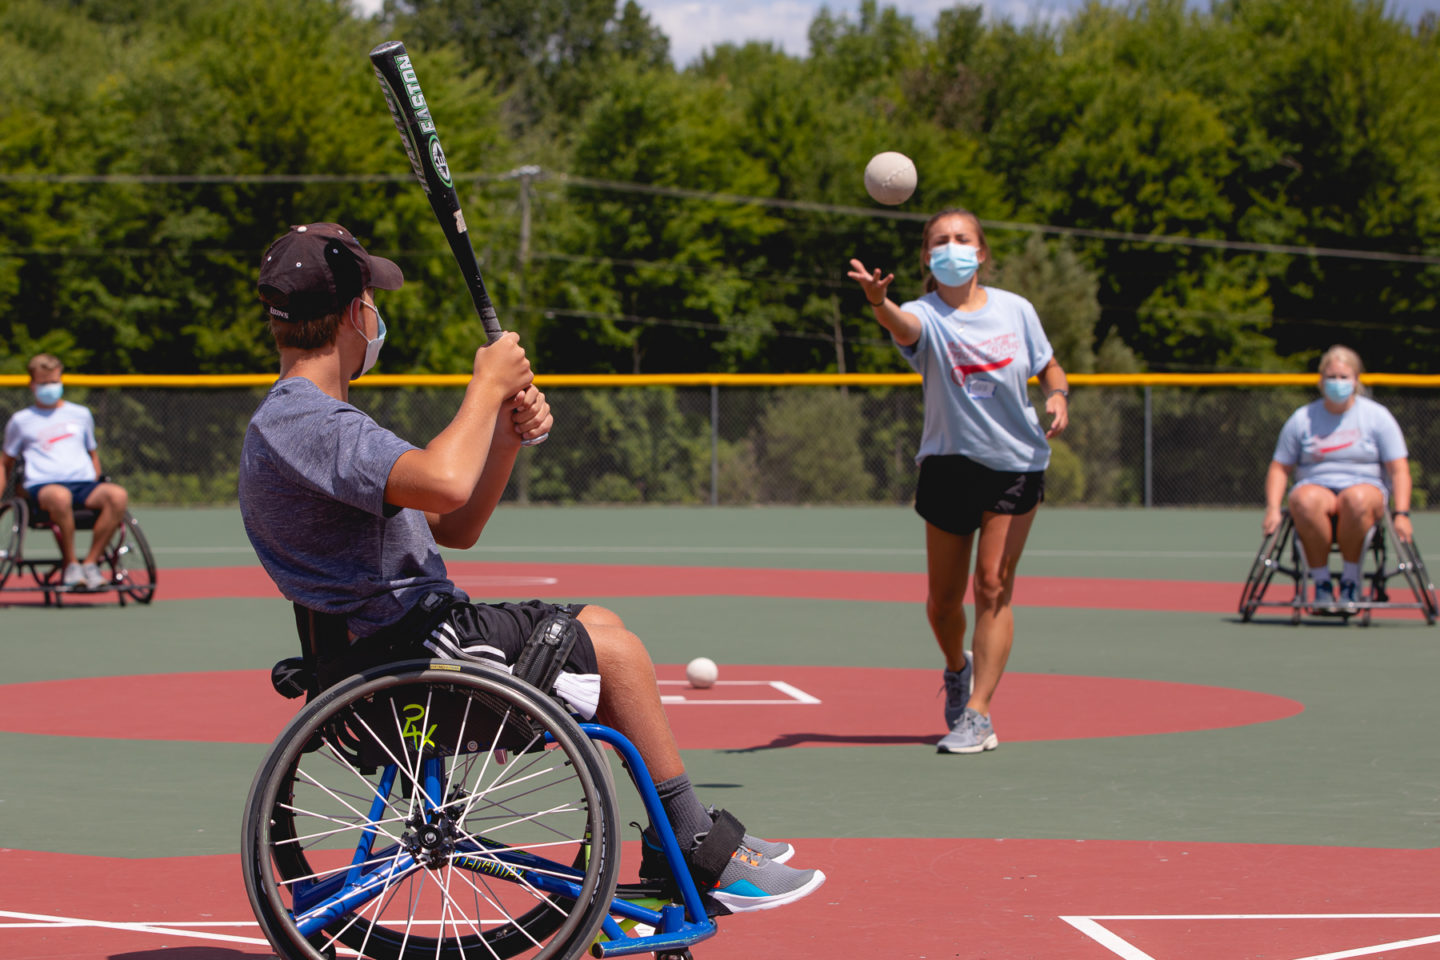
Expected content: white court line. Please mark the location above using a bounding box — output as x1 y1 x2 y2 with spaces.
658 679 821 705
1063 913 1440 960
0 909 271 947
449 575 560 587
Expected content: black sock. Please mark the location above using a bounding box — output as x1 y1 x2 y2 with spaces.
654 773 712 850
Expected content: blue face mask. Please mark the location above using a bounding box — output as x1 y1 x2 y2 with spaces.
928 243 981 287
1322 376 1355 403
349 300 387 381
33 382 63 406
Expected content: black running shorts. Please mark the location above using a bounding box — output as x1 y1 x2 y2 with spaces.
914 454 1045 537
436 600 598 676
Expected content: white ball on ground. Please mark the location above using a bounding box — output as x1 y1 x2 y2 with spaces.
686 656 718 689
864 151 917 205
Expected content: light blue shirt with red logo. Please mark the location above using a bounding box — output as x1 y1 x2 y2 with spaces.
1272 396 1407 493
897 287 1054 472
3 401 99 486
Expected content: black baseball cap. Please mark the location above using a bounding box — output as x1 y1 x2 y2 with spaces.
257 222 404 322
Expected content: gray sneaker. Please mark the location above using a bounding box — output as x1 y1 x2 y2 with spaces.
62 562 86 588
703 805 793 864
937 707 998 755
942 650 974 728
81 562 108 591
708 839 826 913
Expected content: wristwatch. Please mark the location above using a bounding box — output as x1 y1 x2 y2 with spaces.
1393 510 1411 518
1046 389 1069 400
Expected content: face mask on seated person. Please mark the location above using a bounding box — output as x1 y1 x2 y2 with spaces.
33 382 63 405
1322 376 1354 403
928 243 981 287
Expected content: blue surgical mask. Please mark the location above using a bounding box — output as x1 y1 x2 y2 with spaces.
1322 376 1354 403
33 382 63 406
349 300 387 380
928 243 981 287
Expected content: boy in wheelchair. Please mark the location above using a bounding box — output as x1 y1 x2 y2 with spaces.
2 353 131 591
240 222 824 917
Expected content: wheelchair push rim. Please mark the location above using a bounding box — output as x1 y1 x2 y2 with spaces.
105 511 157 604
243 660 619 960
0 499 24 589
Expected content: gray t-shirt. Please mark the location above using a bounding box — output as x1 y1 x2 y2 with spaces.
1272 395 1407 493
238 378 461 637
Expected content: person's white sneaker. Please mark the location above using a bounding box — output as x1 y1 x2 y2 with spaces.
63 562 86 588
82 562 108 591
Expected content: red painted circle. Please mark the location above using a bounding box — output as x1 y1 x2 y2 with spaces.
0 665 1300 748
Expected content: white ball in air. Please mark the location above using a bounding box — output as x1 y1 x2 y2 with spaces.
864 151 917 205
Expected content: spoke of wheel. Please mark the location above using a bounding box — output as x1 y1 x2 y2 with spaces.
290 767 405 846
323 840 411 959
449 860 557 952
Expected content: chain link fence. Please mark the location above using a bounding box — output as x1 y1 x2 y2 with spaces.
3 383 1436 508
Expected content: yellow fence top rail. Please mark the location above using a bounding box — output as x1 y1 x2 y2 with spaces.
2 372 1439 388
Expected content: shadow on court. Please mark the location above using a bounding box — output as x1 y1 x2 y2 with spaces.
113 950 272 960
725 731 939 752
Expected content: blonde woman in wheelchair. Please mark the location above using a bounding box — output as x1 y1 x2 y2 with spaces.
1262 345 1413 613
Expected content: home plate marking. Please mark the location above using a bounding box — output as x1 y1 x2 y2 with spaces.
1061 913 1440 960
658 679 821 705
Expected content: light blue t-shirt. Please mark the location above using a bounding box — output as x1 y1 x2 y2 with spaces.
238 378 463 638
3 401 99 486
1272 396 1407 492
897 288 1055 472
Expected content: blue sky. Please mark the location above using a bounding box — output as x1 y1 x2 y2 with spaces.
634 0 1438 66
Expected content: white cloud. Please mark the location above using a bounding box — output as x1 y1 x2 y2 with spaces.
639 0 1077 67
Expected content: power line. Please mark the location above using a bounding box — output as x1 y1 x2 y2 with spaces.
2 168 1437 265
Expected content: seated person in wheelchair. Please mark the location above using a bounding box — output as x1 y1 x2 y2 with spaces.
1 353 131 591
1262 344 1414 610
239 223 824 914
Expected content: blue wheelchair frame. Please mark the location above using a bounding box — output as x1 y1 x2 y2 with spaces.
246 653 721 960
286 724 715 958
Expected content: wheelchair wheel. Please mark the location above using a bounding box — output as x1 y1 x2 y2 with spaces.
0 499 25 589
1239 522 1286 622
1394 536 1438 626
102 511 156 604
243 660 619 960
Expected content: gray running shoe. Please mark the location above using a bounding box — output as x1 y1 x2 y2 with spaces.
701 806 793 863
942 650 974 729
81 562 107 591
1339 579 1360 611
62 562 86 588
707 838 826 913
1313 579 1338 613
937 707 998 755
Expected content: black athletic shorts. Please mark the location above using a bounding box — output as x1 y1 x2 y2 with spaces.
325 596 598 700
914 454 1045 537
432 600 598 677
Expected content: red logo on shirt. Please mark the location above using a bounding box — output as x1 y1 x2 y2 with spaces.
1309 427 1358 459
947 333 1018 386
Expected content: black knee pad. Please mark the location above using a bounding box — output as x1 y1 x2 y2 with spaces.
514 612 580 695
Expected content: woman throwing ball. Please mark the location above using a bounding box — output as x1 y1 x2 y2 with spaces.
848 209 1069 755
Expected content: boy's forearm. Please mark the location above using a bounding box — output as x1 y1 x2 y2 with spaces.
429 424 518 548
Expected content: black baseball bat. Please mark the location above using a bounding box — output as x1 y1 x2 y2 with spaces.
370 40 547 445
369 39 502 342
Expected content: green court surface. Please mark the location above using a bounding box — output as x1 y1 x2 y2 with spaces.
1 506 1437 958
